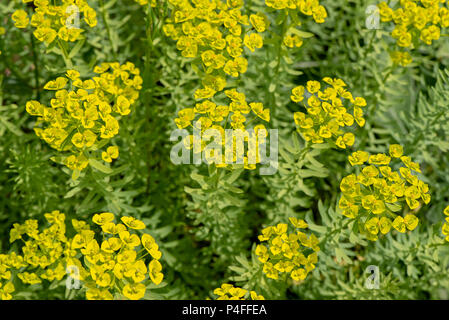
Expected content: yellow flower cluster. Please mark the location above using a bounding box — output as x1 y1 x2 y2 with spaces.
265 0 328 24
72 213 164 300
165 1 275 172
0 210 69 300
11 0 97 45
283 34 304 48
25 62 142 178
0 281 14 300
135 0 157 6
339 144 431 241
264 0 327 50
390 50 413 66
255 218 319 282
176 88 270 169
213 283 265 300
163 0 268 97
0 210 163 300
378 0 448 65
292 78 367 148
441 205 449 241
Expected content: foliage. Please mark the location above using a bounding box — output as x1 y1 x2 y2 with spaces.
1 0 449 300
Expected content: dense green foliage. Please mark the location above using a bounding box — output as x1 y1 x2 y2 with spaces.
1 0 449 300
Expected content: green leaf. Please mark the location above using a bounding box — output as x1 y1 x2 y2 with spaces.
386 203 402 212
69 38 85 59
224 183 244 194
290 28 314 38
0 116 22 136
190 172 209 189
88 158 113 174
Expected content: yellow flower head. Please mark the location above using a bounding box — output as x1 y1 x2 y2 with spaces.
92 212 115 226
121 217 146 230
255 218 319 281
26 62 141 178
12 10 29 29
265 0 327 24
292 78 366 149
213 283 264 300
339 145 430 240
12 2 97 43
378 0 446 62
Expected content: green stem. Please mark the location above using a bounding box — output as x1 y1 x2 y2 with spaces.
244 0 253 15
100 0 118 61
298 140 312 162
407 109 446 153
364 30 376 60
144 4 156 195
382 67 394 84
57 39 72 68
30 31 40 100
268 11 288 112
273 14 288 81
137 251 150 260
319 218 353 249
245 117 257 127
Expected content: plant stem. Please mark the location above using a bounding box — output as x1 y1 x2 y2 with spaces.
57 39 72 68
298 141 312 162
268 11 288 112
100 0 118 61
320 218 353 249
30 31 40 100
144 4 157 194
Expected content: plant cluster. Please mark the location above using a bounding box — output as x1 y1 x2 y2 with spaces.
1 0 449 301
